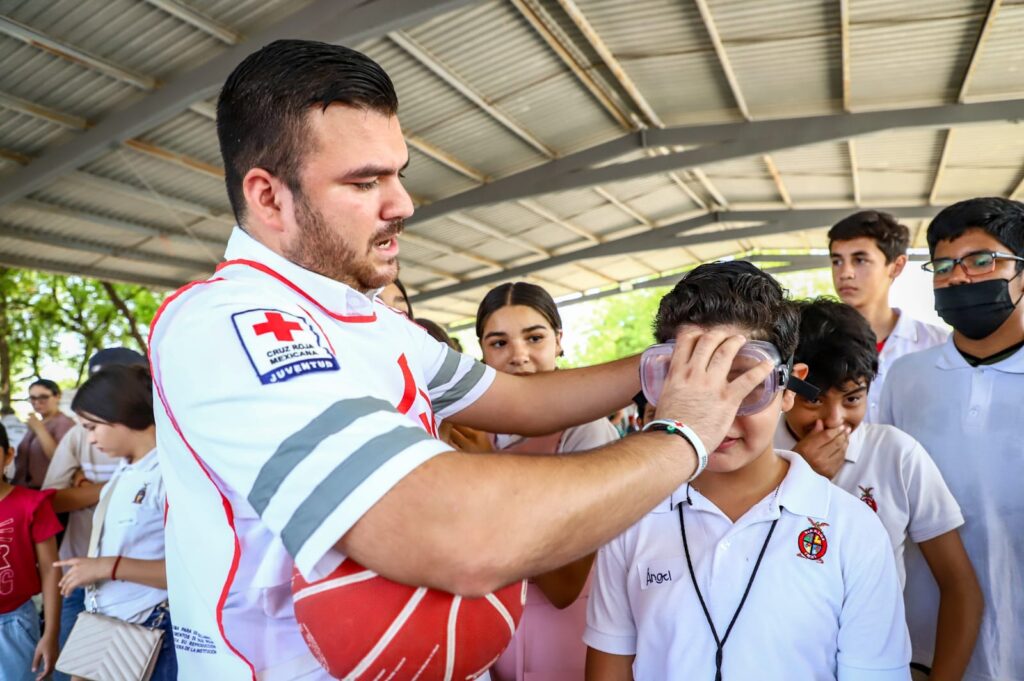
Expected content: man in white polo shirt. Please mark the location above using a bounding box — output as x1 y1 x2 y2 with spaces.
828 211 948 422
585 262 909 681
777 298 982 681
880 197 1024 681
150 40 775 679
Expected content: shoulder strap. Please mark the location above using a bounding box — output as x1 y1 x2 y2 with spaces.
87 474 119 559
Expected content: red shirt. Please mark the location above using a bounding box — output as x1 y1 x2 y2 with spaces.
0 486 62 613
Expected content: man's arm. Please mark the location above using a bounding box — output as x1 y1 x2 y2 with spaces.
585 649 635 681
342 332 772 596
50 481 104 514
451 355 640 436
917 531 983 681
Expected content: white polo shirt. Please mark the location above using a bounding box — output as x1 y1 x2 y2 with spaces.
43 423 120 563
865 309 948 423
89 449 167 624
775 421 963 586
150 227 495 680
585 450 910 681
879 339 1024 681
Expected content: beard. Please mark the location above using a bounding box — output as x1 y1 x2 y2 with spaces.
283 192 402 292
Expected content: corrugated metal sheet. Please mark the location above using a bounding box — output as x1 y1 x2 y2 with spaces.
962 4 1024 100
83 150 230 210
140 111 222 167
936 122 1024 200
0 112 67 155
405 148 480 203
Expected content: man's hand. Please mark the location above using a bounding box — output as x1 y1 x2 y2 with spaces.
792 419 849 479
654 330 775 453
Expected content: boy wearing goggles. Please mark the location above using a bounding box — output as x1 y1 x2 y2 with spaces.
585 262 909 681
828 211 948 423
777 298 981 681
879 197 1024 681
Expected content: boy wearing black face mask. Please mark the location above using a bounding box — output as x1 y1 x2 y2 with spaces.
879 197 1024 681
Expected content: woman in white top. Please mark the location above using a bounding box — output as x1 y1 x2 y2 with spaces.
54 364 176 681
477 282 620 681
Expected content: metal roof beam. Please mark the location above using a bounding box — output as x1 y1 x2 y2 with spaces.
67 171 234 224
959 0 1003 103
410 205 941 303
143 0 242 45
122 139 224 179
388 31 555 158
0 251 181 289
0 0 478 208
411 98 1024 222
0 91 89 130
0 222 210 272
0 16 158 90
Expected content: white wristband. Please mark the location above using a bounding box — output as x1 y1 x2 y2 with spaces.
641 418 709 482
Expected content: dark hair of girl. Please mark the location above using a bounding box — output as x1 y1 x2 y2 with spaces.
71 365 154 431
29 378 61 396
475 282 562 339
0 422 9 452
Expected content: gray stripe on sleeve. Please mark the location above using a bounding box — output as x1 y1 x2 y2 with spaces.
248 397 395 515
280 424 435 558
427 346 462 391
431 360 488 412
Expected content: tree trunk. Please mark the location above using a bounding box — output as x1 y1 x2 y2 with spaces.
102 281 147 352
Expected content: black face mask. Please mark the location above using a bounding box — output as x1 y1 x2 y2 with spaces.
934 272 1024 340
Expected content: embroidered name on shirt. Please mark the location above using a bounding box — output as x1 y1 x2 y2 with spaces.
232 309 340 385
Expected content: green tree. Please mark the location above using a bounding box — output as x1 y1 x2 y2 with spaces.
565 287 671 367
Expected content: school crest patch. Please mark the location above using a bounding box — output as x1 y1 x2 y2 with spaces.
232 308 339 385
858 485 878 512
797 518 829 563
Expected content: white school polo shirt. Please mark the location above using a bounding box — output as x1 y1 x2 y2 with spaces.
585 450 910 681
879 339 1024 681
89 449 168 624
865 309 948 423
43 423 120 564
775 421 963 586
150 227 495 680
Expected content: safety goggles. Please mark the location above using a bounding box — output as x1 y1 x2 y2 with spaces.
640 340 820 416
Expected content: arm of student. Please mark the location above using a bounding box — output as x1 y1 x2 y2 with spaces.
533 553 595 609
917 530 983 681
54 557 167 594
41 427 82 490
585 649 635 681
33 538 60 680
836 510 912 681
450 355 641 436
50 481 105 514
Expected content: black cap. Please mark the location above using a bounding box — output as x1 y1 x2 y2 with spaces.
88 347 147 373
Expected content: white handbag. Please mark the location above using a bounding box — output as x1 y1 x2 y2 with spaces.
55 475 165 681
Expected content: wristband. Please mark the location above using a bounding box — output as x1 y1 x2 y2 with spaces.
642 418 709 482
111 555 123 581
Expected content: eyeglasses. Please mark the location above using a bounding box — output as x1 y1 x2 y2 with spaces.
922 250 1024 278
28 394 54 402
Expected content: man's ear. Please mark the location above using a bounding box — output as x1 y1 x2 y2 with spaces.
889 253 908 280
782 363 810 412
241 167 295 237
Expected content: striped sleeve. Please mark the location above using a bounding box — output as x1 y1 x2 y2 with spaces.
152 285 452 581
422 341 496 418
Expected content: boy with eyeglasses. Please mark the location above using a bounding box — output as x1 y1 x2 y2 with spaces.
778 298 982 681
585 262 909 681
880 197 1024 681
828 211 948 422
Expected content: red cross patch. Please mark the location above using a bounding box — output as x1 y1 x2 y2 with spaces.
232 308 339 385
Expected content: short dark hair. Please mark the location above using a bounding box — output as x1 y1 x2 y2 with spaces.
217 39 399 224
29 379 61 396
71 365 154 431
927 197 1024 269
793 298 878 393
828 210 910 263
653 261 799 358
475 282 562 339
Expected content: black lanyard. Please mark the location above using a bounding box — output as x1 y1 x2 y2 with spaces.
678 496 780 681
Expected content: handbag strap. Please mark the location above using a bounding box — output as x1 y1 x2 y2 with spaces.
87 473 119 558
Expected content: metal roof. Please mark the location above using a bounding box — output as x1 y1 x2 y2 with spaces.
0 0 1023 326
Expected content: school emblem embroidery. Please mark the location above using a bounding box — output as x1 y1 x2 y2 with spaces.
797 518 829 563
133 484 148 505
858 486 878 512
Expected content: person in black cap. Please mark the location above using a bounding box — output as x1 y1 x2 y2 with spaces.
41 347 147 681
